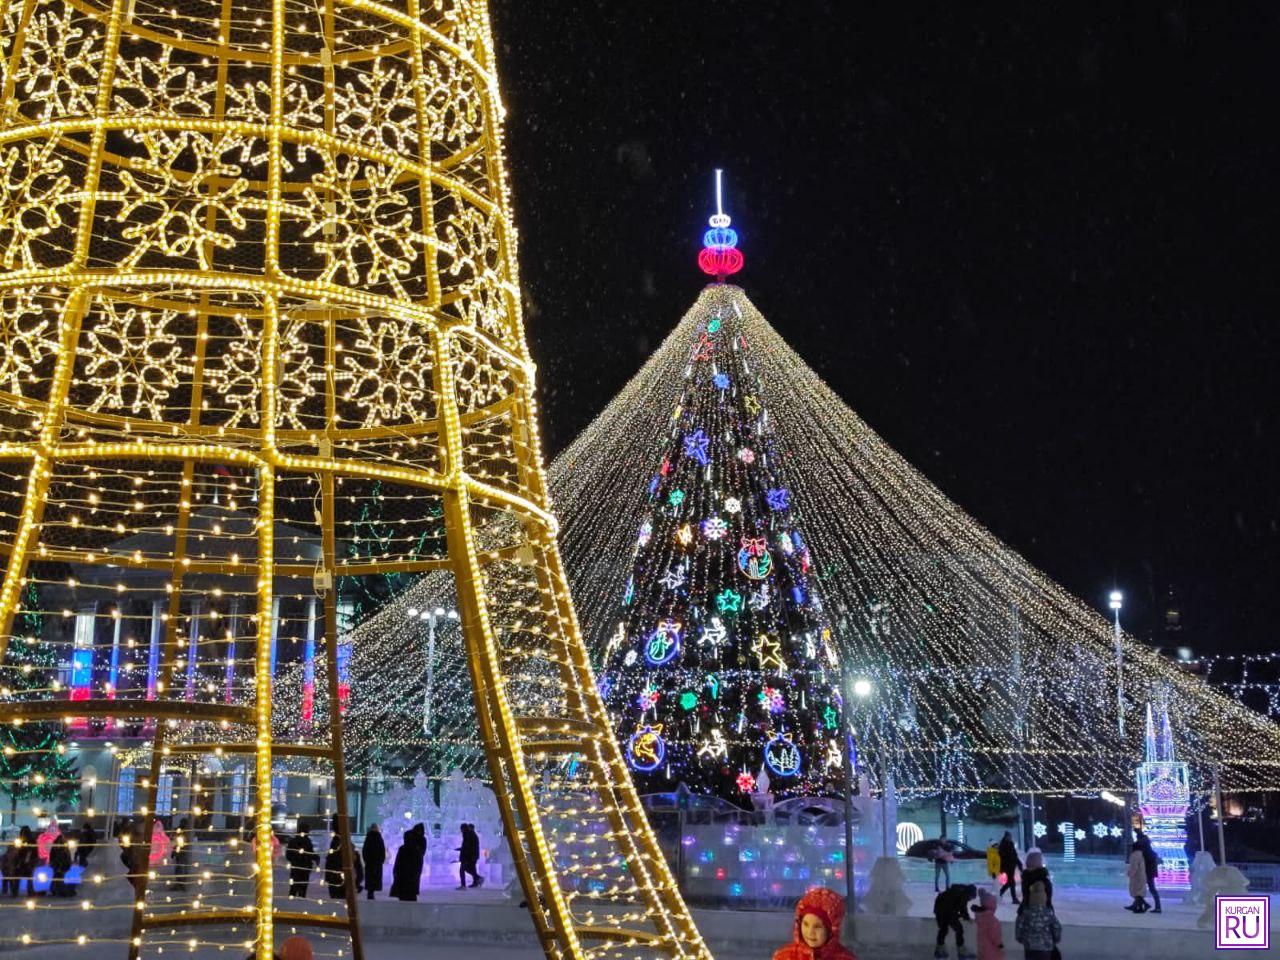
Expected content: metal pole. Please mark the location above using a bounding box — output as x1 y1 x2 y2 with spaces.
1113 606 1125 737
1214 771 1227 865
1197 796 1206 852
422 610 437 734
841 690 856 908
881 770 891 859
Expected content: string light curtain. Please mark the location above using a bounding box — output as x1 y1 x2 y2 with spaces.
334 285 1280 801
0 0 710 958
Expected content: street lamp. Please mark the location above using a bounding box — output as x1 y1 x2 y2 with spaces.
1109 591 1124 737
411 605 459 734
841 676 876 908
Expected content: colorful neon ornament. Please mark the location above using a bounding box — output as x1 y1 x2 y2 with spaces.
628 724 667 772
684 429 711 465
645 620 683 666
764 734 803 777
698 169 745 281
738 537 773 580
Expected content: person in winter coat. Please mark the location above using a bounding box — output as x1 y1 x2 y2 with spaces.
361 824 386 901
972 888 1005 960
985 844 1001 884
1134 828 1162 913
389 823 426 901
1126 844 1149 912
1014 880 1061 960
997 831 1021 904
324 833 364 899
1 840 18 896
771 886 857 960
933 883 977 958
49 833 74 896
933 836 956 891
285 828 318 898
1018 849 1053 915
172 818 191 890
457 823 483 890
76 821 97 869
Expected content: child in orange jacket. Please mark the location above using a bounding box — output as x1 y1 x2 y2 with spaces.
772 886 857 960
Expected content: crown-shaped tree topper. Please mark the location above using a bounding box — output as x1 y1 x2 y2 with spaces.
697 168 744 281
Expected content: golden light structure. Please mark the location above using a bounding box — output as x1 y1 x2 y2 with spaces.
0 0 710 958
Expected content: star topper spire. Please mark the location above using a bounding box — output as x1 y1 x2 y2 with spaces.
697 168 744 281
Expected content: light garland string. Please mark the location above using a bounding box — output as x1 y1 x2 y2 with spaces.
336 284 1280 806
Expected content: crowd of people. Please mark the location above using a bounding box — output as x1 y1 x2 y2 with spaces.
0 816 487 904
930 829 1065 960
0 820 100 896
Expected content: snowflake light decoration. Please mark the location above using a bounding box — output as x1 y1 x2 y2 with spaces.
702 516 729 540
724 497 742 514
736 771 756 793
738 447 755 464
758 686 785 714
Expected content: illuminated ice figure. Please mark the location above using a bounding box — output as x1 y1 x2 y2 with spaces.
1136 701 1191 887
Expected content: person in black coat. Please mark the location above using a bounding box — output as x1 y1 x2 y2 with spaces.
11 826 38 896
49 833 74 897
76 821 97 869
389 824 426 902
285 828 318 898
1134 828 1162 913
362 824 386 901
324 833 364 899
456 823 482 890
933 883 977 957
1018 848 1053 915
997 831 1022 904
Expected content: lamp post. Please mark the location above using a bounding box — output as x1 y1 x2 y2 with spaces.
409 606 458 734
843 676 873 909
1109 591 1125 737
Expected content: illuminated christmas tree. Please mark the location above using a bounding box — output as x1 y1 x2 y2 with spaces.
0 583 78 810
599 174 843 800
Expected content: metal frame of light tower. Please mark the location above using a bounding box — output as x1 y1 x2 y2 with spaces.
0 1 712 958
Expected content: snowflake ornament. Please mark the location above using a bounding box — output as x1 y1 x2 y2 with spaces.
758 686 785 714
79 300 192 420
738 447 755 464
736 771 757 793
702 516 728 540
724 497 742 514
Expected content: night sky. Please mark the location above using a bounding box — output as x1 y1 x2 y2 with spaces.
488 2 1278 654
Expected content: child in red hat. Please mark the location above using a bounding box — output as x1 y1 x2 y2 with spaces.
772 886 857 960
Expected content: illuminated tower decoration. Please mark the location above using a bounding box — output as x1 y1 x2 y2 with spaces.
600 181 842 801
697 169 744 282
0 2 708 960
1137 701 1191 887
